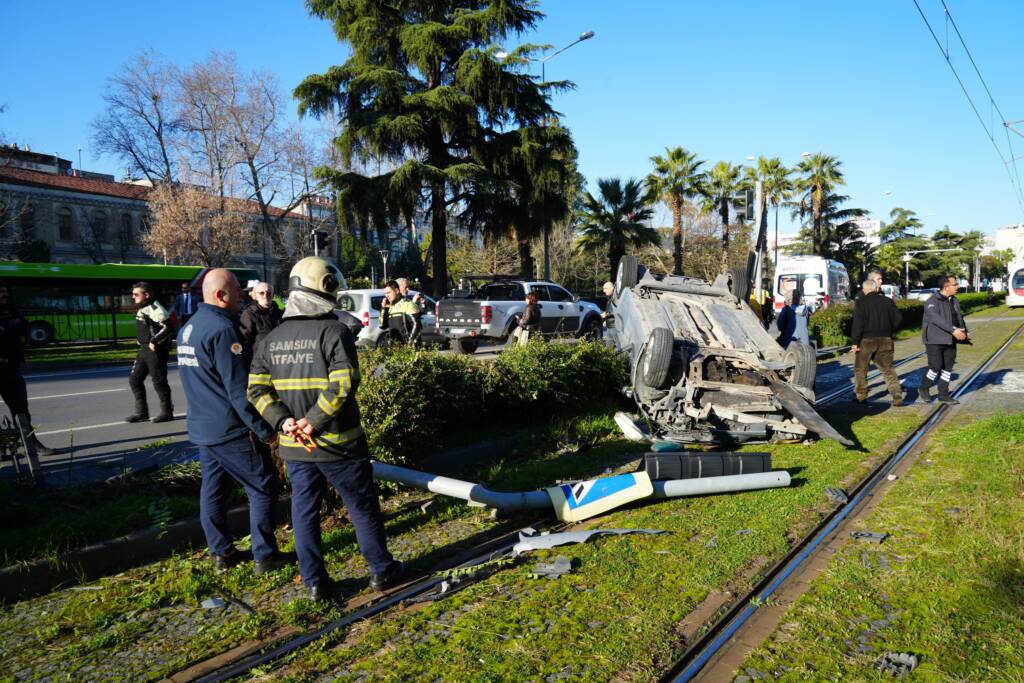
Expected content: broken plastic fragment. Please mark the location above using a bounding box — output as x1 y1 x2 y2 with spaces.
200 597 226 609
512 528 666 556
850 530 889 544
530 556 573 579
825 486 849 505
874 652 919 677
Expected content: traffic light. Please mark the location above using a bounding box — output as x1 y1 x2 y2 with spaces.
310 230 329 254
744 188 755 221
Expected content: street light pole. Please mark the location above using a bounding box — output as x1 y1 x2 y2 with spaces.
538 30 594 281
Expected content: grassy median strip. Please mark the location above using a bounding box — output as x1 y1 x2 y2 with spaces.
262 407 923 683
736 412 1024 681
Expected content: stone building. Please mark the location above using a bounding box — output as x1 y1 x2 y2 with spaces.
0 145 335 285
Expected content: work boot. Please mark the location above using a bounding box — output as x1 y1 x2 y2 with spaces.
211 548 245 573
29 435 56 457
369 560 405 592
938 395 959 406
15 414 55 456
253 551 296 576
918 384 933 401
151 401 174 423
125 400 149 423
307 580 337 602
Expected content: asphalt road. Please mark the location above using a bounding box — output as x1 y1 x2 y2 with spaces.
3 362 194 484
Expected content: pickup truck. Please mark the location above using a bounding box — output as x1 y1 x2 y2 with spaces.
436 277 604 354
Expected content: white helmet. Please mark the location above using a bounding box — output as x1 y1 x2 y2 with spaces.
288 256 347 302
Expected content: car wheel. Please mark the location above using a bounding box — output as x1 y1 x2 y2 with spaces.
453 337 478 355
729 267 751 302
26 321 54 346
580 315 602 339
642 327 674 388
783 342 816 391
615 255 639 298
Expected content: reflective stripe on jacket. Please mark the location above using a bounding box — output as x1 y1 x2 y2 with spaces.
246 315 364 462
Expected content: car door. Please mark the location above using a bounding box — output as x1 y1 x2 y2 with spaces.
546 284 579 333
528 285 557 333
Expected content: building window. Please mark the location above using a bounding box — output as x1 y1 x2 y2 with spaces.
58 207 74 241
92 210 108 241
121 213 133 246
20 204 35 239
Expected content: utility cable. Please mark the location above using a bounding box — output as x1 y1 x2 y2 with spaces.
911 0 1024 216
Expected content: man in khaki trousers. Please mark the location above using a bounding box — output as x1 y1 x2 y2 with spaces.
851 278 904 406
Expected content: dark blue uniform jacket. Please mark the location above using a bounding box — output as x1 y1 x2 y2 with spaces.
178 303 274 445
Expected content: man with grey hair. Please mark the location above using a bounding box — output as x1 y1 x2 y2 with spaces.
395 277 425 305
851 277 903 405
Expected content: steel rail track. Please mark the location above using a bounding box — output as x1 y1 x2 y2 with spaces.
183 324 1010 682
662 321 1024 682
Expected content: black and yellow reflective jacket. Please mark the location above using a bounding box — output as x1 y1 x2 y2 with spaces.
246 315 363 462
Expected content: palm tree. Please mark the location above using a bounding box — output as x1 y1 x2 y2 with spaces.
744 156 794 259
576 177 659 279
880 207 923 243
646 147 707 275
793 153 845 256
701 161 743 269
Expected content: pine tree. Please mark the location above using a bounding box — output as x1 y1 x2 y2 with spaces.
295 0 574 296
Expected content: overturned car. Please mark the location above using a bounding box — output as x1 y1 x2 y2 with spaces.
607 256 852 446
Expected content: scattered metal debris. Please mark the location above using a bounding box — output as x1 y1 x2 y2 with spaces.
943 507 961 516
419 499 438 516
877 554 892 572
529 556 573 579
705 536 718 548
825 486 849 505
850 531 890 544
512 527 667 556
874 652 919 677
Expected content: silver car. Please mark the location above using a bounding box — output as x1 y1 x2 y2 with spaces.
336 288 445 348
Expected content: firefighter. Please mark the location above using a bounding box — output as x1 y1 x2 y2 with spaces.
178 269 291 573
380 280 422 346
125 282 174 423
247 257 402 601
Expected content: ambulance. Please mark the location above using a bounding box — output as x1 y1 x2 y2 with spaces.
773 255 852 313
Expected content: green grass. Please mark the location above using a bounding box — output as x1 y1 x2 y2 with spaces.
266 406 925 683
737 413 1024 681
0 462 208 568
24 342 171 367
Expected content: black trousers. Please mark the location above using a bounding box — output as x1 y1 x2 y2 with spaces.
0 365 29 416
921 344 957 397
129 345 171 404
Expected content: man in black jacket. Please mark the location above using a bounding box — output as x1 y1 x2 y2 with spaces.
126 282 175 423
247 257 401 601
919 275 969 405
239 281 282 348
851 278 903 405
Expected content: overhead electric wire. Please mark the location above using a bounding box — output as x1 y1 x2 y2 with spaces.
911 0 1024 216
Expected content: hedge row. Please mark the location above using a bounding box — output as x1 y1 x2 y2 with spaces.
355 339 628 465
808 291 1006 347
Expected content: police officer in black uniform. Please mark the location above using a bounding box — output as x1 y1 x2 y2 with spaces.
247 257 402 601
125 282 175 423
178 269 291 573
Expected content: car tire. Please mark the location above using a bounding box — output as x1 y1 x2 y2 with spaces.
642 327 674 388
783 342 816 391
579 315 602 339
26 321 54 346
729 267 751 302
453 337 478 355
615 255 639 298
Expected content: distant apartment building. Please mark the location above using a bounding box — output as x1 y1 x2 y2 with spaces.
0 144 336 285
995 223 1024 261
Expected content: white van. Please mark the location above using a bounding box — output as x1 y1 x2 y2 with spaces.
773 256 852 313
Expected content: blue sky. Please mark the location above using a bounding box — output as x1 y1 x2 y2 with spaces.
3 0 1023 237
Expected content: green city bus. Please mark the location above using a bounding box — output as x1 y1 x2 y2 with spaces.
0 261 261 345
